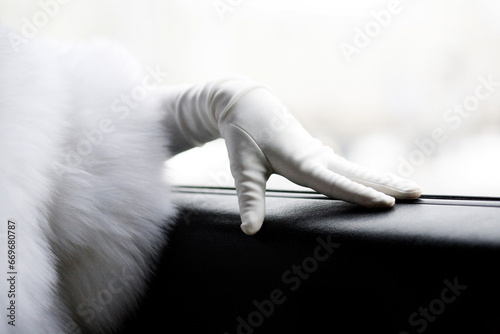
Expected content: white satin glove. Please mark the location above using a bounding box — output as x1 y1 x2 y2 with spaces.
162 77 421 235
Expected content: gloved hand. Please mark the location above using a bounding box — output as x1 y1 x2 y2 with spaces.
162 77 421 235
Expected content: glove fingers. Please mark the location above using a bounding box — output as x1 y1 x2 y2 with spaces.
224 124 273 235
327 156 422 199
293 164 396 208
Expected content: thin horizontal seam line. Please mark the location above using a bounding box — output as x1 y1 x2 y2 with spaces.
172 187 500 208
172 186 500 201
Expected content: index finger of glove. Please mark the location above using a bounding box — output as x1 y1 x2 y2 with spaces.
285 163 396 208
326 156 422 199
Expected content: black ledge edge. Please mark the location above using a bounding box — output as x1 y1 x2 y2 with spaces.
118 186 500 334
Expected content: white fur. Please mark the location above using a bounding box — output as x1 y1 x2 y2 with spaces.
0 24 176 333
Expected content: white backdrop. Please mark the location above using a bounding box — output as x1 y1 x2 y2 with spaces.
1 0 500 196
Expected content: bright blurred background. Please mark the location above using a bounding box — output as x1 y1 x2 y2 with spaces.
1 0 499 196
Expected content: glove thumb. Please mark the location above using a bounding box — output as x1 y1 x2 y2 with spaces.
223 124 273 235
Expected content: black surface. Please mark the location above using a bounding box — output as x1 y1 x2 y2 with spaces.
117 188 500 334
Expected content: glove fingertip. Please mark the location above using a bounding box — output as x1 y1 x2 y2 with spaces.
239 209 265 235
385 173 423 199
240 220 261 235
394 184 423 199
408 187 422 199
365 193 395 208
378 194 395 207
240 223 258 235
